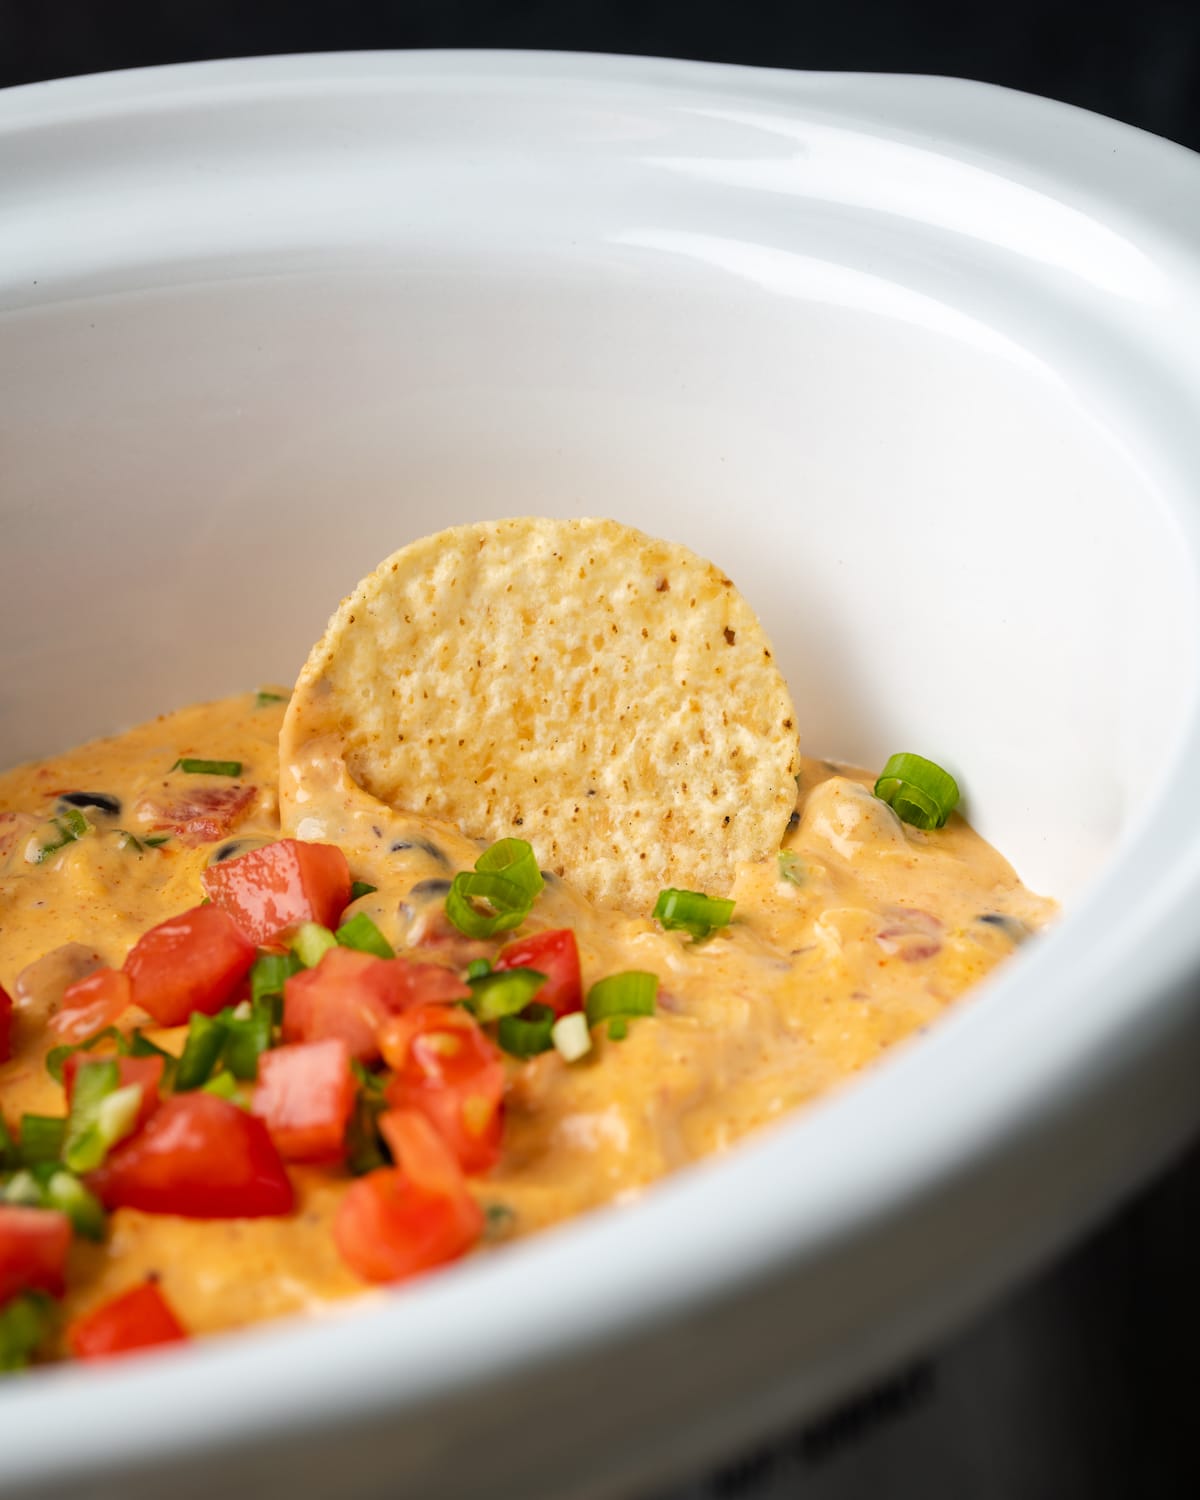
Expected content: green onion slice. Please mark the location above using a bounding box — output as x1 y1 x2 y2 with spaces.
873 752 960 831
467 968 546 1023
335 911 394 960
63 1060 141 1173
585 971 659 1028
254 690 289 708
201 1071 240 1101
175 1014 228 1092
348 880 378 902
465 958 492 981
777 851 805 886
44 1170 106 1241
652 888 735 940
250 951 301 1010
171 758 243 778
445 839 544 939
346 1082 388 1176
293 922 338 969
497 1003 556 1059
28 808 91 864
0 1292 56 1373
222 1002 273 1081
18 1115 66 1166
0 1116 17 1172
607 1018 629 1042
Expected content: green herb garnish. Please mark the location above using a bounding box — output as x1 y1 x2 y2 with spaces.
171 758 243 777
652 888 735 940
873 752 960 831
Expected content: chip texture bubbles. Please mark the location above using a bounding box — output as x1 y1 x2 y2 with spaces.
280 518 801 911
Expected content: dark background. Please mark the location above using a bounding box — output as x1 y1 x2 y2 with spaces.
2 0 1199 151
3 5 1198 1498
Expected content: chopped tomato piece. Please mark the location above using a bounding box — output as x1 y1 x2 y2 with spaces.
0 1207 72 1304
0 983 11 1063
333 1112 482 1285
64 1053 164 1134
202 839 352 946
67 1281 187 1361
380 1004 504 1174
138 784 258 847
90 1093 293 1218
283 948 470 1063
123 905 256 1027
251 1039 354 1163
48 967 133 1044
495 928 583 1018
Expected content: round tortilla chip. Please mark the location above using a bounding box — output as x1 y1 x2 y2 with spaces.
280 518 800 911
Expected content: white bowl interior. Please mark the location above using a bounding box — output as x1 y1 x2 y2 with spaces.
4 54 1200 1500
2 118 1195 900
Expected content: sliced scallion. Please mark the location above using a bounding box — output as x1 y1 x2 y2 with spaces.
250 950 301 1010
585 971 658 1029
293 922 338 969
497 1003 556 1059
777 851 805 886
348 880 377 902
873 753 960 831
551 1011 592 1063
467 967 546 1023
466 958 492 981
62 1060 132 1173
608 1018 629 1042
44 1170 106 1241
171 758 243 778
0 1292 56 1373
201 1071 239 1101
335 911 394 960
255 690 289 708
18 1115 66 1165
445 838 544 939
175 1014 228 1092
652 888 735 940
27 808 91 865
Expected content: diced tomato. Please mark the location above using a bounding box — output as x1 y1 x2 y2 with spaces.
251 1039 354 1163
0 983 11 1063
67 1281 188 1360
123 905 256 1027
333 1111 482 1285
283 948 470 1064
48 967 133 1044
0 1207 72 1304
138 784 258 847
201 839 352 946
494 928 583 1018
380 1004 505 1174
64 1053 164 1134
89 1093 293 1218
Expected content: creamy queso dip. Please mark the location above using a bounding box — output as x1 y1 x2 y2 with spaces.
0 692 1053 1353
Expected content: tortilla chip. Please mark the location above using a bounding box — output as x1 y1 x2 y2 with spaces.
280 518 800 911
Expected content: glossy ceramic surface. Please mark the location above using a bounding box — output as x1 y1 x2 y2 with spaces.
2 51 1200 1500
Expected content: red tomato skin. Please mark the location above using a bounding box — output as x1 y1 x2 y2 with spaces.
201 839 351 946
67 1281 187 1360
137 784 258 846
251 1038 354 1163
494 928 583 1018
0 1207 72 1304
0 984 11 1063
64 1053 164 1134
90 1093 293 1218
123 905 256 1027
333 1163 482 1285
380 1004 505 1175
283 948 470 1063
48 967 133 1044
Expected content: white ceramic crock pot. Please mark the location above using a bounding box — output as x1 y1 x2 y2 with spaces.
2 51 1200 1500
